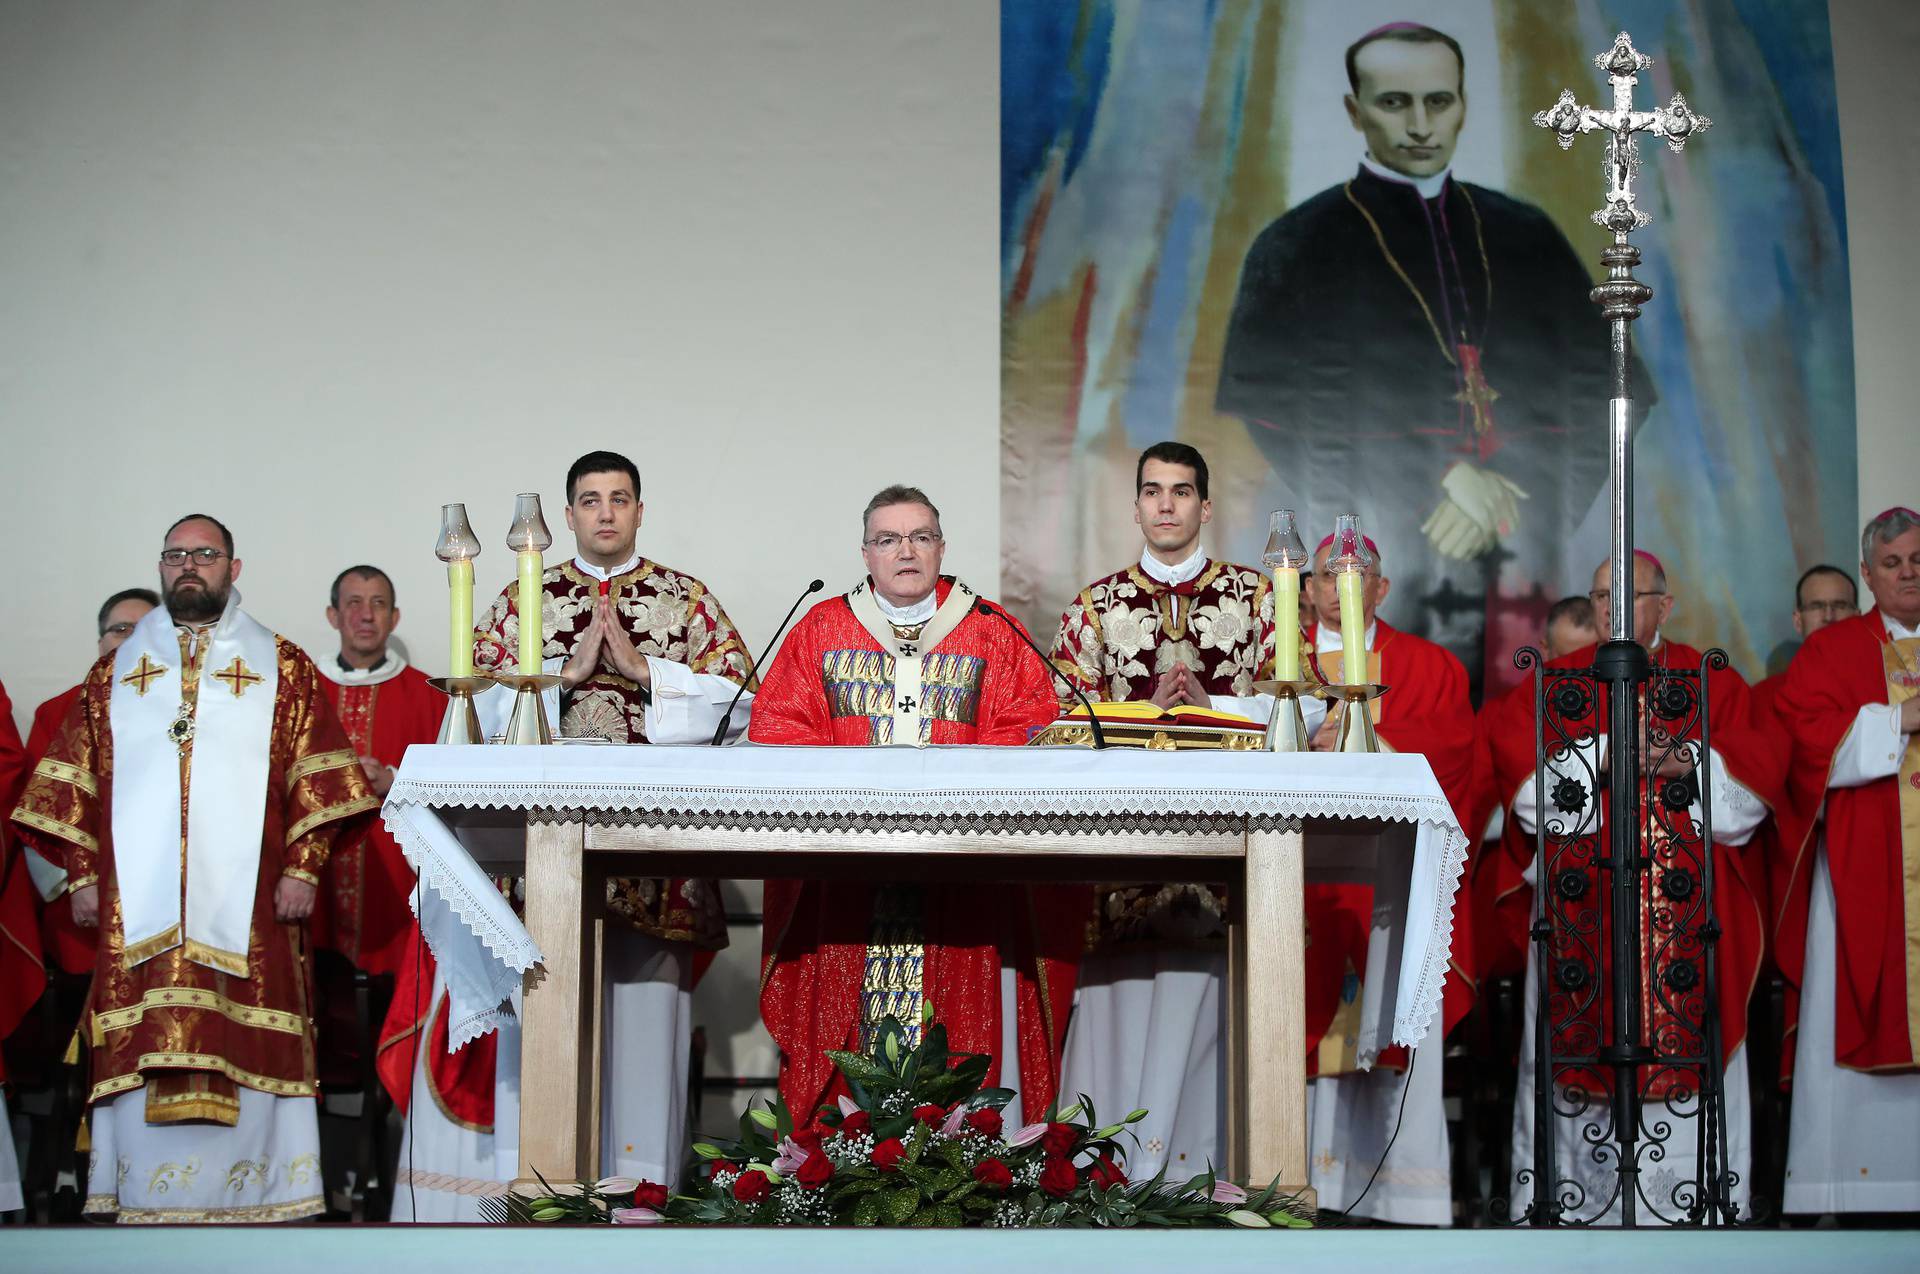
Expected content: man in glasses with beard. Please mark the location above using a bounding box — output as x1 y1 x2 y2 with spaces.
13 513 376 1223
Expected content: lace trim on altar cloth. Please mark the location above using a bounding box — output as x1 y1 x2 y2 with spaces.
382 774 1468 1058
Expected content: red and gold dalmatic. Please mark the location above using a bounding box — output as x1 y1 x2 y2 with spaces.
1048 558 1277 949
749 577 1084 1120
1304 621 1487 1074
26 683 96 975
473 555 753 949
313 659 443 976
1774 610 1920 1071
1482 639 1782 1092
0 678 46 1098
10 638 376 1126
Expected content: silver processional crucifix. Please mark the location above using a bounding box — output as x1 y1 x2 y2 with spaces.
1533 30 1711 643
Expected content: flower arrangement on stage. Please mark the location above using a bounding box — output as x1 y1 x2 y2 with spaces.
488 1011 1311 1230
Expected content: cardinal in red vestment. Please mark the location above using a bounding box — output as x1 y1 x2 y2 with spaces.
749 486 1082 1125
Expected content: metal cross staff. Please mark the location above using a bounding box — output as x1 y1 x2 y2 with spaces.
1533 30 1711 643
1525 32 1716 1227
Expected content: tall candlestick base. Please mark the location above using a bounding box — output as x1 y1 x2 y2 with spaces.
428 675 494 745
1252 679 1315 752
1314 683 1389 754
492 673 565 745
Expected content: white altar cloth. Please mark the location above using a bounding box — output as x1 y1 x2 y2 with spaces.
382 744 1466 1056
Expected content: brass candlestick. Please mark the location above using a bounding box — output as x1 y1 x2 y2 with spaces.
1253 678 1315 752
428 674 494 745
492 672 565 745
1315 682 1388 754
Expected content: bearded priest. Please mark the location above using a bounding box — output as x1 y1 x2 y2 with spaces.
458 450 754 1196
1299 530 1484 1225
11 514 377 1222
749 485 1083 1127
1049 441 1324 1181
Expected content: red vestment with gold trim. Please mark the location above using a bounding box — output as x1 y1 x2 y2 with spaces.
749 578 1084 1121
1774 610 1920 1071
0 677 46 1089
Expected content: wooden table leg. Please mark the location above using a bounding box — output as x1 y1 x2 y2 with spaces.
1225 874 1249 1182
1245 823 1310 1200
518 810 594 1184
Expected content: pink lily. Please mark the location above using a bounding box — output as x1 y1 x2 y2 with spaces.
940 1105 968 1138
1006 1121 1050 1149
594 1176 640 1194
771 1135 811 1177
611 1206 664 1225
1211 1180 1248 1206
837 1095 860 1117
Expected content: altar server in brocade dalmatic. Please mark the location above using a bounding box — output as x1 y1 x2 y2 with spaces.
1774 508 1920 1216
1050 441 1324 1180
1297 530 1484 1225
1484 550 1784 1224
750 484 1084 1129
11 514 378 1222
384 450 755 1211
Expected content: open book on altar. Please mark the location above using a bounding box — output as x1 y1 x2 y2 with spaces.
1030 700 1265 749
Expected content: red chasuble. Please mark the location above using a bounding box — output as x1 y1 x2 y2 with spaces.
375 926 498 1130
23 684 96 975
1303 621 1486 1071
1774 610 1920 1072
0 678 46 1088
749 578 1084 1121
1483 640 1782 1090
313 660 442 976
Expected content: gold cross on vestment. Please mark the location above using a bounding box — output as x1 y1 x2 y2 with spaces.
213 658 263 697
121 655 168 696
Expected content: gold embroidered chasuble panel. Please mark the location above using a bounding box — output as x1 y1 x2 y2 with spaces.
11 636 376 1121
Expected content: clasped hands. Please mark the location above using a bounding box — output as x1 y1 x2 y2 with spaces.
560 592 651 690
1421 462 1528 561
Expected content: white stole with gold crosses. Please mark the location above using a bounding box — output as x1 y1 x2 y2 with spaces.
846 578 975 747
109 597 278 974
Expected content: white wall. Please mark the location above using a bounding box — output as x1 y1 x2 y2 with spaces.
0 0 1001 723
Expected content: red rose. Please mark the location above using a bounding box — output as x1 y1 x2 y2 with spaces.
632 1180 670 1208
790 1127 824 1156
711 1160 738 1177
731 1169 771 1203
964 1108 1004 1137
972 1158 1014 1191
911 1103 948 1125
871 1137 907 1172
1038 1155 1078 1198
1087 1152 1128 1190
1040 1122 1078 1157
796 1150 834 1190
838 1109 872 1137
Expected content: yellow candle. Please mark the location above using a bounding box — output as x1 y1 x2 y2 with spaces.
448 560 474 678
517 549 543 674
1337 568 1367 687
1274 566 1301 682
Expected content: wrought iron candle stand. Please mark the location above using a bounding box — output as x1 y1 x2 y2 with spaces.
1490 33 1755 1228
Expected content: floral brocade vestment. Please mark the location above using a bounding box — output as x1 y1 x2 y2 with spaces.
474 556 753 949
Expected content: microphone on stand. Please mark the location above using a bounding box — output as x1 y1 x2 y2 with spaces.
711 578 825 746
972 598 1107 749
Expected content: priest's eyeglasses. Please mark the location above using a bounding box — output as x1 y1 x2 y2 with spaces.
1587 588 1665 608
1797 599 1858 619
864 532 943 553
159 548 229 567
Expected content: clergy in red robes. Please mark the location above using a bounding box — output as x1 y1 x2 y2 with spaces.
312 565 442 976
11 515 376 1222
1774 509 1920 1214
1488 551 1783 1223
1296 532 1483 1224
19 588 159 977
750 484 1081 1126
0 676 40 1214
